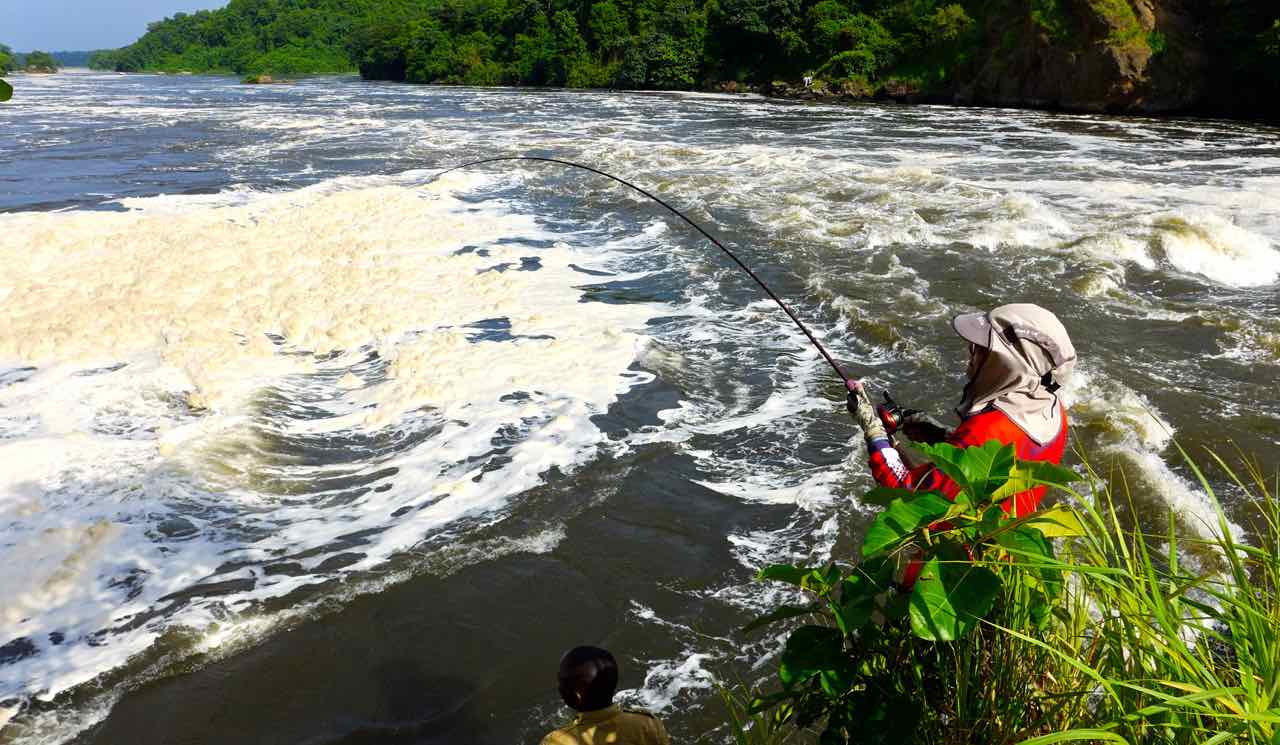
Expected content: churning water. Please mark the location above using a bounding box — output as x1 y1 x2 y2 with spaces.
2 70 1278 744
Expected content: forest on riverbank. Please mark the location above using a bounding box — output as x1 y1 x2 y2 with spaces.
0 46 61 74
85 0 1280 118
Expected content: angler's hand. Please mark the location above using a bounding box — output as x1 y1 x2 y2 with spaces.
845 381 888 442
899 411 950 444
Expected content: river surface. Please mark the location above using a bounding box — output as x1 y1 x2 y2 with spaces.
2 70 1279 744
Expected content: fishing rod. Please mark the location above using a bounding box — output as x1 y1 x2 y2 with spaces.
434 156 868 400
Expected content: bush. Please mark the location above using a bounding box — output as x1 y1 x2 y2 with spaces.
734 441 1280 744
818 49 876 79
1029 0 1075 45
927 4 974 45
743 441 1081 743
23 50 59 72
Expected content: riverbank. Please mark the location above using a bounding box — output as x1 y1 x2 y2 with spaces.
745 76 1280 124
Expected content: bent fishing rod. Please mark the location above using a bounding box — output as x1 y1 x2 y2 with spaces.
435 156 869 400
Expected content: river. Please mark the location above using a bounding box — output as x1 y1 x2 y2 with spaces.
1 69 1278 744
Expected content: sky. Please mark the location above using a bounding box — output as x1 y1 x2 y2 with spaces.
4 0 229 52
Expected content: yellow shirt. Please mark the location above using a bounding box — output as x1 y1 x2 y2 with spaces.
540 704 671 745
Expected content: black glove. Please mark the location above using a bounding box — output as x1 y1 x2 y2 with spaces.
899 410 950 444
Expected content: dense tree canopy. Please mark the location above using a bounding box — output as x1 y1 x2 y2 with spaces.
90 0 986 88
88 0 1279 113
0 44 15 74
90 0 369 75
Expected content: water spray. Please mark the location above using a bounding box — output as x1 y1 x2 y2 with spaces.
435 156 871 403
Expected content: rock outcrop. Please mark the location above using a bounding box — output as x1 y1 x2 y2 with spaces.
950 0 1209 114
759 0 1279 120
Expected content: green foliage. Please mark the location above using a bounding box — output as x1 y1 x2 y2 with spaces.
87 1 364 74
1029 0 1074 45
87 0 991 90
926 3 973 45
0 43 15 74
0 79 11 102
23 50 59 72
1089 0 1147 50
588 1 630 57
908 554 1001 641
744 442 1084 743
735 440 1280 743
809 10 896 78
1147 29 1166 56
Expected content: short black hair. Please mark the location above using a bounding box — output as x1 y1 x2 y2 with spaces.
557 646 618 712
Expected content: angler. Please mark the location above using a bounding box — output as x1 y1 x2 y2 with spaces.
846 303 1076 518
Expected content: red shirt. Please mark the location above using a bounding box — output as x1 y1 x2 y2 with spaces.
867 404 1068 517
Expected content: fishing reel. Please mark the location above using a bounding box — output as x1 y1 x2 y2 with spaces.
876 391 908 435
876 392 950 443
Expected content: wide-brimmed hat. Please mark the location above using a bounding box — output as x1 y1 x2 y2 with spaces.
952 303 1075 372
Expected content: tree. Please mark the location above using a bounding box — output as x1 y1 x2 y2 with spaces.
0 44 12 102
589 1 630 59
24 50 60 72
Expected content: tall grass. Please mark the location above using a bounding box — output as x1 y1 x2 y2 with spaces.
1037 445 1280 743
722 445 1280 743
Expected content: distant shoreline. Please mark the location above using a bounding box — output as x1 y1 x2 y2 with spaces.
58 69 1280 128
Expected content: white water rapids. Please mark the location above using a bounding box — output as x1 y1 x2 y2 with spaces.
1 71 1278 744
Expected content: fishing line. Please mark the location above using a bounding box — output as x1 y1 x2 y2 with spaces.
435 156 863 394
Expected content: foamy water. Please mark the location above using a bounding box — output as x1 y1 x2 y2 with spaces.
0 172 667 709
2 72 1278 744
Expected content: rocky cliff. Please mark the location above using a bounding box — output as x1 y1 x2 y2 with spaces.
945 0 1205 113
768 0 1277 121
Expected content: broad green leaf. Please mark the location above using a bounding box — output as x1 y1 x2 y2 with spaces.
854 555 896 586
1022 505 1086 538
0 79 11 102
742 602 823 633
818 657 857 697
835 593 875 634
990 459 1082 504
862 493 953 558
839 570 877 604
908 557 1000 641
835 574 878 633
778 625 844 687
862 486 916 507
996 526 1053 562
746 690 792 715
758 564 818 587
916 440 1016 504
820 563 841 589
979 505 1006 534
997 527 1062 598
